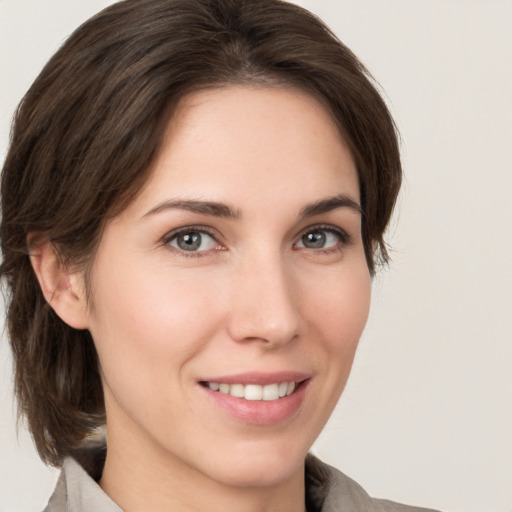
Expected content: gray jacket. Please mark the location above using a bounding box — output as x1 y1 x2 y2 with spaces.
44 452 440 512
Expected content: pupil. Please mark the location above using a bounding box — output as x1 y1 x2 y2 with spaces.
303 231 325 248
178 232 201 251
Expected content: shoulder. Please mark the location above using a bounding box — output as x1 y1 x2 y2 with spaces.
43 454 122 512
305 455 441 512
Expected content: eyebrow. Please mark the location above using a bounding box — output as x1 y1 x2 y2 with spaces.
141 194 361 221
299 194 362 218
142 199 242 220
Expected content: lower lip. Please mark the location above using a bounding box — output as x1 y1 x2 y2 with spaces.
200 381 309 426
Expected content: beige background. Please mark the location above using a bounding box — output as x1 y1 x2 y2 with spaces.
1 1 511 511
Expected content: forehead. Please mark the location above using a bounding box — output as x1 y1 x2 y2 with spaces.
124 85 359 218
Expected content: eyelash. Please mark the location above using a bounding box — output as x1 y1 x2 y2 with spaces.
162 225 221 258
162 224 351 258
294 224 351 254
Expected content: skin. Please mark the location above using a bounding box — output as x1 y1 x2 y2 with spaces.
34 85 371 512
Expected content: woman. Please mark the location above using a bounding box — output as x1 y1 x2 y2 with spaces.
1 1 439 511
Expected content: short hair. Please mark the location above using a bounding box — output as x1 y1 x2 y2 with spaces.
0 0 401 466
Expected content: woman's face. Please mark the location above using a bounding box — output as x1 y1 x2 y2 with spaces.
84 86 371 488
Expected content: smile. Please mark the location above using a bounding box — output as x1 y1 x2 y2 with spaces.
204 381 296 401
199 372 310 424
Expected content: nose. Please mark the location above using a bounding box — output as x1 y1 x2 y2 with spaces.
226 252 301 348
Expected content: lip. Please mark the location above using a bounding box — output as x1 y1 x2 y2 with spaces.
199 371 311 386
198 371 311 426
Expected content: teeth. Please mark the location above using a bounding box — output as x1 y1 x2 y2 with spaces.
245 384 263 401
206 381 298 401
263 383 279 401
230 383 245 398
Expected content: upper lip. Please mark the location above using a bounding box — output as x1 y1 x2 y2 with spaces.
199 371 311 386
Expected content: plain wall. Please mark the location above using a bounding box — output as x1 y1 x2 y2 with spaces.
1 1 511 511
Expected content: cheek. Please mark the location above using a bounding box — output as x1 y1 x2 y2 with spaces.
86 265 226 433
87 262 226 394
294 262 371 441
302 264 371 350
299 259 371 411
93 260 213 342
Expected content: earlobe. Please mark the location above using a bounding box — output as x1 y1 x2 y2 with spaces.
29 240 89 330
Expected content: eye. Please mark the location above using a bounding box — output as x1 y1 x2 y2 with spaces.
167 229 219 253
295 227 347 250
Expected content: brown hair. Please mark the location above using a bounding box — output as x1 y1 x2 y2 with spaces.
0 0 401 466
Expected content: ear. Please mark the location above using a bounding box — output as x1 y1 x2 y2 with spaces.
29 240 89 330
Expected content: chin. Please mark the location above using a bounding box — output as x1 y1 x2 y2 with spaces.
195 439 309 489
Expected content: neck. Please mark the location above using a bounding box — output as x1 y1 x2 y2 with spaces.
99 424 306 512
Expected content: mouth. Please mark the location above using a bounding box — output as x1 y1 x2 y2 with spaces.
200 380 298 401
198 373 310 425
